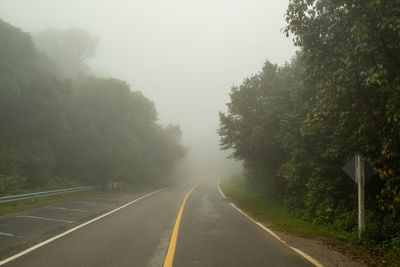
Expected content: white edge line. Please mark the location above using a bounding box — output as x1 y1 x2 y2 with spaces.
0 232 14 237
0 188 164 266
229 203 324 267
217 179 323 267
217 179 226 199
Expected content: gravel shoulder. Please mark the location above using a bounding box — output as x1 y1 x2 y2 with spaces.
271 229 367 267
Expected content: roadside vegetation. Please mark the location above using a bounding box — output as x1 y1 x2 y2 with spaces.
219 0 400 265
0 20 186 197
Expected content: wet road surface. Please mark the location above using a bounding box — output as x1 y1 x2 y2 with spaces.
0 178 314 266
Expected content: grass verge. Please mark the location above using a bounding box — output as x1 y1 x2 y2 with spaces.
220 174 388 266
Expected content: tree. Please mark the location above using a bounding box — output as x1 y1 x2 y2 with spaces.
219 60 300 196
33 28 98 78
54 76 185 186
0 20 69 188
219 52 358 223
0 19 186 193
285 0 400 216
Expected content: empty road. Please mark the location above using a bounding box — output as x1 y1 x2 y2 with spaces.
0 178 315 266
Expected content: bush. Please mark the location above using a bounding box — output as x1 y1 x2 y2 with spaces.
0 173 26 196
331 210 357 232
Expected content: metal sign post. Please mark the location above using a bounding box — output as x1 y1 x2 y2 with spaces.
356 155 365 238
343 154 368 239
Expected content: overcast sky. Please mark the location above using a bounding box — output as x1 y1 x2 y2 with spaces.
0 0 297 178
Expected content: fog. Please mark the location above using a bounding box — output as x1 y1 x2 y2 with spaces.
0 0 296 179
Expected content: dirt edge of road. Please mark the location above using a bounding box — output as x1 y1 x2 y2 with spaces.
271 227 367 267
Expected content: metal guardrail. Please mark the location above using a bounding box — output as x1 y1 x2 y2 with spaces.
0 186 101 204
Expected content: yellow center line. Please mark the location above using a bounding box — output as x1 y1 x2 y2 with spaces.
163 181 203 267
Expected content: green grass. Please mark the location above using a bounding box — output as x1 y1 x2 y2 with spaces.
220 174 386 266
0 191 101 216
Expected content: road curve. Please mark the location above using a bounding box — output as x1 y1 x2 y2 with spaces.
173 178 314 267
2 178 314 266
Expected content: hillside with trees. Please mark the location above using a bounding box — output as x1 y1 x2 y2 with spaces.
219 0 400 258
0 19 185 195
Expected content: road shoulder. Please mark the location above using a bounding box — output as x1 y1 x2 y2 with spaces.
219 180 367 267
275 230 366 267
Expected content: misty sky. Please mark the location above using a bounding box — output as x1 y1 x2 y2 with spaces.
0 0 296 178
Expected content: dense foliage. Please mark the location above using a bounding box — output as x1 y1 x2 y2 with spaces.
219 0 400 254
0 19 185 195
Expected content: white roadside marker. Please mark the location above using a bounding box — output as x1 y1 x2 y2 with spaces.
0 188 163 266
218 180 324 267
217 180 226 199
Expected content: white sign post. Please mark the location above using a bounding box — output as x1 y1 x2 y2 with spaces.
343 154 366 239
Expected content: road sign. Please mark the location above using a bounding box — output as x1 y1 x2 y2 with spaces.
342 156 373 184
343 155 357 183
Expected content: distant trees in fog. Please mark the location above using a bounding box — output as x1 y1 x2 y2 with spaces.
0 20 185 195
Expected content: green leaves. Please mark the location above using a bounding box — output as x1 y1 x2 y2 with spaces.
61 76 185 185
286 0 400 217
219 0 400 247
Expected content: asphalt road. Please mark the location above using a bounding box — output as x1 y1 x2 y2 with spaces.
0 191 151 258
0 178 315 266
